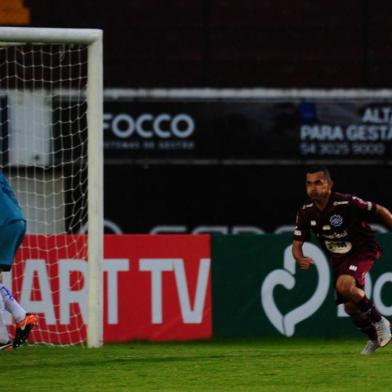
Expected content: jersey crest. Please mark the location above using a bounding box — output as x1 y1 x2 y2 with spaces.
329 214 343 227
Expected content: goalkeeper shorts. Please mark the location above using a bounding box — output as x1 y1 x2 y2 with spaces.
0 220 26 272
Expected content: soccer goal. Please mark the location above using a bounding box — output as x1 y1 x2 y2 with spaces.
0 27 103 347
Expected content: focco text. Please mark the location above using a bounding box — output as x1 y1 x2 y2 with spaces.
104 113 195 139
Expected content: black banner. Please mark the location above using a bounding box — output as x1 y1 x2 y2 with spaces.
103 165 391 234
103 98 392 162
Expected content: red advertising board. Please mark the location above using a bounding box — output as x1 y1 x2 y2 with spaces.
104 235 212 342
8 234 211 344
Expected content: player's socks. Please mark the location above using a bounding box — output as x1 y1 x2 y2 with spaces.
0 283 26 322
355 296 391 346
351 316 377 341
356 296 382 323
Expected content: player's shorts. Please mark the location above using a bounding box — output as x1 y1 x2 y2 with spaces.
0 220 26 272
332 250 380 304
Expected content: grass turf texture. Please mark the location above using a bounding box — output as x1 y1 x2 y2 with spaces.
4 339 392 392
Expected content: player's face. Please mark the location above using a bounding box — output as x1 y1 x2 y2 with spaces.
306 171 332 201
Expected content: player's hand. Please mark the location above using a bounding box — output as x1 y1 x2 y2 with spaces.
298 257 314 270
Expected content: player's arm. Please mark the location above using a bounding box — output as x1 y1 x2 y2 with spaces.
375 204 392 229
350 196 392 229
292 240 314 270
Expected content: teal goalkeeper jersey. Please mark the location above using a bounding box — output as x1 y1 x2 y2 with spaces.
0 171 25 226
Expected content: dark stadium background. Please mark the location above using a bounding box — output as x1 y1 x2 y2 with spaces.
25 0 392 89
21 0 392 234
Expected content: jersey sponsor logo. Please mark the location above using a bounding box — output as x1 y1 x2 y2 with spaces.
349 265 358 272
310 220 317 226
333 201 349 206
324 240 352 254
329 214 343 227
322 230 348 240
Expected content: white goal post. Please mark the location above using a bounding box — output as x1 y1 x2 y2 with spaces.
0 27 103 348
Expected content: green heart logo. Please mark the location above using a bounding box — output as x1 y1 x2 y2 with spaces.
261 243 330 336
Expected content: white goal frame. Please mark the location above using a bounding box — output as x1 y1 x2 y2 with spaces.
0 27 103 348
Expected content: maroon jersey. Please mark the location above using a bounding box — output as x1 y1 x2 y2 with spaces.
293 192 381 264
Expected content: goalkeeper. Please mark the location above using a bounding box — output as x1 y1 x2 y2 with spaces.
0 171 37 351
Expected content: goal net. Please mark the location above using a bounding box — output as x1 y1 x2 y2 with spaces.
0 28 103 347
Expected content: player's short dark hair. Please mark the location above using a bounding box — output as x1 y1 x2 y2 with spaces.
306 166 332 180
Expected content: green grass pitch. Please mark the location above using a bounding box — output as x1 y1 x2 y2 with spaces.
4 339 392 391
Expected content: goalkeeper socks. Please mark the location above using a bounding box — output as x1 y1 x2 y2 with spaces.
0 295 9 344
356 296 382 323
0 283 26 323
